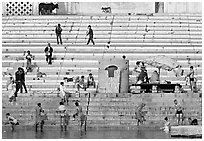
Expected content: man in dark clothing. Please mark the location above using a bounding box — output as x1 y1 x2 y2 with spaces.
14 67 27 97
137 66 149 84
86 25 95 45
87 73 96 88
44 42 53 65
19 67 28 93
55 24 63 44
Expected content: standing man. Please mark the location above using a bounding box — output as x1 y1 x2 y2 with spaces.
73 102 86 129
19 67 28 93
56 102 69 131
86 25 95 45
25 50 33 72
35 103 44 132
44 42 53 65
174 99 183 125
55 24 63 45
135 103 146 126
14 67 24 97
186 66 196 92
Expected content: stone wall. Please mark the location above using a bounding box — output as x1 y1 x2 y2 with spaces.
165 2 202 14
2 2 202 16
78 2 155 14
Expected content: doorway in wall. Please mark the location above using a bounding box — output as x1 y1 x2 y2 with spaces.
155 2 164 13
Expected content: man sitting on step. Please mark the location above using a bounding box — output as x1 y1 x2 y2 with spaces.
87 73 96 88
76 76 86 92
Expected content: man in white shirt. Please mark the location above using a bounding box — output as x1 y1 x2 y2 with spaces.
60 82 71 105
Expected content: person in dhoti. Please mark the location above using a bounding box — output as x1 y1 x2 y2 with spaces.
135 103 146 125
56 102 70 131
73 102 86 128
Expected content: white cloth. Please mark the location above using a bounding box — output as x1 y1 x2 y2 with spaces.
8 116 17 124
58 105 66 116
60 85 66 98
8 83 14 98
163 121 170 132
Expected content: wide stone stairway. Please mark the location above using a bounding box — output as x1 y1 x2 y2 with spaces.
2 92 202 128
2 14 202 128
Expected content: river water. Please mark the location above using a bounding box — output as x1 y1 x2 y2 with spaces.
2 127 174 139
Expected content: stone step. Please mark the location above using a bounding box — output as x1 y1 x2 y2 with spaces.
2 20 201 26
2 54 202 64
2 38 202 44
2 41 202 47
2 18 201 24
171 125 202 137
2 21 201 28
2 21 201 27
2 47 202 55
2 14 201 19
1 75 202 85
2 54 202 63
2 34 202 40
2 31 201 37
3 28 201 34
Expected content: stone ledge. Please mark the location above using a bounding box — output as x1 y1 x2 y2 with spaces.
171 125 202 138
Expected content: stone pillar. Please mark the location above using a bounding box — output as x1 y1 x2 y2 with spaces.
158 2 164 13
155 2 164 13
56 2 67 14
2 2 6 16
32 2 39 15
67 2 71 14
66 2 79 14
98 58 129 93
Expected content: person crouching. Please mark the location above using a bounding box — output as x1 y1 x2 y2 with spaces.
5 113 19 131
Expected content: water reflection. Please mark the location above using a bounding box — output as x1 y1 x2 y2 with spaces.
3 127 172 139
35 131 44 139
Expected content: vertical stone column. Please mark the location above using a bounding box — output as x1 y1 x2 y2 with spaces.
32 2 39 15
64 2 69 14
67 2 80 14
158 2 164 13
72 2 79 14
2 2 6 16
155 2 164 13
56 2 67 14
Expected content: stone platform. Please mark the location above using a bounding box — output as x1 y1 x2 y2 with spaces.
171 125 202 138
